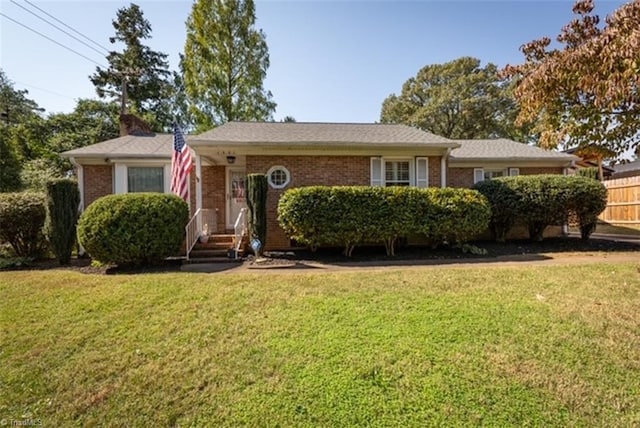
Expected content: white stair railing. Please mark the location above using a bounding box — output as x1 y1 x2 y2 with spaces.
233 207 248 259
185 208 217 260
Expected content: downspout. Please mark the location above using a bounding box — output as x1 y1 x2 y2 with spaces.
441 148 451 188
69 157 86 256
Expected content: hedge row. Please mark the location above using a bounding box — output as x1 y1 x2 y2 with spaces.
77 193 189 266
473 175 607 241
277 186 491 256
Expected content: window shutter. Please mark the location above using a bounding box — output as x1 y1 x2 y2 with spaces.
416 157 429 188
509 168 520 176
371 157 383 186
473 168 485 184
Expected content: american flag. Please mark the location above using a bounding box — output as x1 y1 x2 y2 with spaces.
170 124 193 201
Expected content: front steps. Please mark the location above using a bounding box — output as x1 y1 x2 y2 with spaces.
185 234 245 264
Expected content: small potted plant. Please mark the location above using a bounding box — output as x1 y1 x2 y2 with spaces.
198 223 209 243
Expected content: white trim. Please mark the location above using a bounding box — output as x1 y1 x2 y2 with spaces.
163 164 172 194
509 167 520 177
441 149 450 187
114 162 171 194
267 165 291 189
473 168 485 184
370 157 383 186
195 154 202 213
74 160 84 210
416 157 429 188
114 163 127 194
226 167 247 229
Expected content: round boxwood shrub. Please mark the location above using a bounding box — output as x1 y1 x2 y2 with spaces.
0 192 48 258
77 193 189 266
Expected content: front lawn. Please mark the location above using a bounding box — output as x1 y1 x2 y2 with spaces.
1 264 639 426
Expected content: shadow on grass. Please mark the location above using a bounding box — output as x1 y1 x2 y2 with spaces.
261 236 640 268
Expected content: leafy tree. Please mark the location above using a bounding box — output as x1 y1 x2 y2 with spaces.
46 99 119 154
89 3 172 130
380 57 527 140
0 69 43 124
0 132 21 192
0 70 44 191
504 0 640 156
183 0 276 131
20 158 65 192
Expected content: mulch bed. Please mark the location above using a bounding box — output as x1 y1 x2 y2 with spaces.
4 237 639 274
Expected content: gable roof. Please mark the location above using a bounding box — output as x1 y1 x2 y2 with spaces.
450 139 578 162
192 122 459 148
61 133 173 159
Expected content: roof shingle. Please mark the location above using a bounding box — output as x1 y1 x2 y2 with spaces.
450 139 577 161
61 133 173 158
192 121 457 146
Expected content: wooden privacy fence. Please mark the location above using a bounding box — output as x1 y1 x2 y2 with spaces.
600 176 640 225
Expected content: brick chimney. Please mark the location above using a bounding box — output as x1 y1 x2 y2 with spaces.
119 114 154 136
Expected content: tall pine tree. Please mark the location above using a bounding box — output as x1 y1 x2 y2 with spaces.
183 0 276 131
89 3 171 130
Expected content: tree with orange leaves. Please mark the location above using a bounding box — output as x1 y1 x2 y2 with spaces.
504 0 640 157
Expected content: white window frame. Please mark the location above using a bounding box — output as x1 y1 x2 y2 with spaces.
473 167 520 184
384 159 412 187
114 162 171 194
267 165 291 189
371 157 423 187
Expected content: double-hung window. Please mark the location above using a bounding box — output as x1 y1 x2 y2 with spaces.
371 157 428 187
384 160 411 186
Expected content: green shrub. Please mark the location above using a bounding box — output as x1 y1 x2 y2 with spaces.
567 177 608 239
474 175 608 241
0 192 47 258
577 167 599 181
278 186 491 256
246 174 268 256
472 180 520 242
77 193 189 266
45 179 80 265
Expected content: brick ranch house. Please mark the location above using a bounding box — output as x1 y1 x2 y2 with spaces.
62 121 578 250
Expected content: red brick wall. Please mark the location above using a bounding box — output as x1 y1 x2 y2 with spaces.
246 155 371 249
447 166 565 188
243 155 444 249
429 157 442 187
201 165 226 233
83 165 112 209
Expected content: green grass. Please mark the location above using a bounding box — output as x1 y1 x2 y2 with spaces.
1 264 639 426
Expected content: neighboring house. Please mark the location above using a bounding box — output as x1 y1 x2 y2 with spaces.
610 159 640 180
62 121 578 250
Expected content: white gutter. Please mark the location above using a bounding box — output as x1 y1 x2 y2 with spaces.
441 148 450 187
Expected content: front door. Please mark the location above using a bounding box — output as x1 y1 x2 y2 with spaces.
227 168 247 229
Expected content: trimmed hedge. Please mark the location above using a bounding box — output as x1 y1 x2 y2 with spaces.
0 192 48 258
246 174 268 255
45 179 80 265
77 193 189 266
474 175 607 241
277 186 491 256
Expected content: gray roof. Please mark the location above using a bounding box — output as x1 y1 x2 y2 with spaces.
193 121 458 147
612 159 640 173
450 139 577 162
61 133 173 159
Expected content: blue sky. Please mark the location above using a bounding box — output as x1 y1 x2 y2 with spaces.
0 0 626 123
